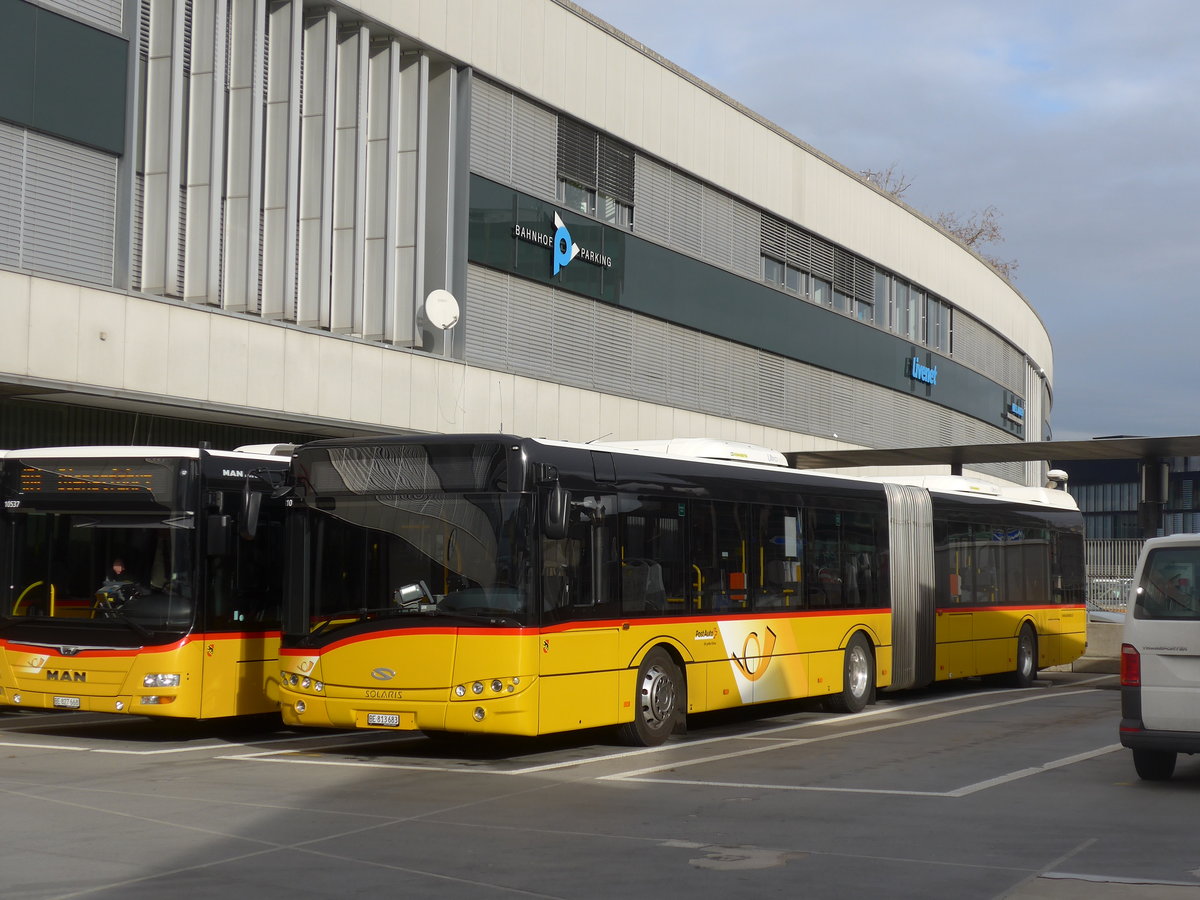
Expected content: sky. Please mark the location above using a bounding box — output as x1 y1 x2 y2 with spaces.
578 0 1199 440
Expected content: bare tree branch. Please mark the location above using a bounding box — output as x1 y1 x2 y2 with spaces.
860 164 913 199
863 163 1020 281
934 205 1019 280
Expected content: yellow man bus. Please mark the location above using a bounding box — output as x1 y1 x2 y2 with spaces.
276 435 1086 745
0 444 290 718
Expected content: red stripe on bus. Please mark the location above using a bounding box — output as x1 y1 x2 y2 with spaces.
1 630 281 658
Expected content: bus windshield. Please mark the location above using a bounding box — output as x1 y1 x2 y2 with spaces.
2 456 197 637
294 491 534 638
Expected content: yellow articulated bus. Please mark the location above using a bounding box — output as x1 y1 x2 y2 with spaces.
0 444 290 718
276 435 1086 745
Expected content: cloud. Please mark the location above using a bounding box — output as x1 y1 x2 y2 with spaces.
581 0 1200 440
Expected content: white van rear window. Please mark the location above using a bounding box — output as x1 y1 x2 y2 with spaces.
1134 547 1200 619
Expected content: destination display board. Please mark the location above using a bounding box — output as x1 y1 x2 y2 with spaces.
5 459 185 507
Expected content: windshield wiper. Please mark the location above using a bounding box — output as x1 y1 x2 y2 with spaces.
296 604 523 645
92 607 154 639
298 606 410 645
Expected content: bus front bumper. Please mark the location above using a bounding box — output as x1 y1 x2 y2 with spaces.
278 681 541 736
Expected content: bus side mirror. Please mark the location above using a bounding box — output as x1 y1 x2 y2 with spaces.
544 482 569 540
241 481 262 540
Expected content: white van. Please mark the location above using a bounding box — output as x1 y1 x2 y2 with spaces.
1120 534 1200 779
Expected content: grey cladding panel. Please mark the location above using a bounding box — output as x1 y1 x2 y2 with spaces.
40 0 123 32
669 170 702 256
591 302 632 395
22 131 116 284
551 291 595 389
700 188 733 269
631 317 669 403
729 201 760 279
696 334 731 415
633 156 670 239
507 278 554 379
470 78 514 185
666 326 702 408
464 266 511 369
511 96 556 201
0 123 23 268
464 264 1019 458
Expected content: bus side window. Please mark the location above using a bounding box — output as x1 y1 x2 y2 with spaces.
541 493 618 622
207 494 284 629
690 501 747 611
806 508 843 608
616 497 686 615
754 506 803 610
541 537 580 614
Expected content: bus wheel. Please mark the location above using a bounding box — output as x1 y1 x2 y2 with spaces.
826 634 873 714
1133 748 1177 781
1008 625 1038 688
618 647 682 747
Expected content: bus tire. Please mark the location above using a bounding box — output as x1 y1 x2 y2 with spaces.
1008 624 1038 688
618 647 682 747
1132 748 1177 781
826 633 873 714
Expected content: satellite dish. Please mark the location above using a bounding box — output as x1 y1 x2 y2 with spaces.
423 289 460 330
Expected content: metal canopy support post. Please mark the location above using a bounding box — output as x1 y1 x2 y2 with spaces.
1138 458 1169 538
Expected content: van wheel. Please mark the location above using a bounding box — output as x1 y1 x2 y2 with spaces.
825 634 873 714
1133 748 1177 781
1008 625 1038 688
617 648 682 747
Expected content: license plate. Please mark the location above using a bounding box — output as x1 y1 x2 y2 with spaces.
366 713 401 727
53 696 81 709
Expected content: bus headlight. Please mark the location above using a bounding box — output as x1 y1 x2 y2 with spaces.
453 677 524 699
143 673 181 688
282 672 323 693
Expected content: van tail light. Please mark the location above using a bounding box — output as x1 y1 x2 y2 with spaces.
1121 643 1141 687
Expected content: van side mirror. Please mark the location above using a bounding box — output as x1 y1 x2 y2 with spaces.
544 482 570 540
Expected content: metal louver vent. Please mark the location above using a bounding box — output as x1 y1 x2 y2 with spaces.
761 213 786 258
833 247 855 294
139 0 151 61
854 258 876 303
597 135 634 203
557 117 597 188
808 234 835 279
785 228 809 269
183 0 193 73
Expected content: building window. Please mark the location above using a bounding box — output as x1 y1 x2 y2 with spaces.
557 117 633 229
559 181 594 216
811 277 830 307
928 296 953 353
763 256 785 286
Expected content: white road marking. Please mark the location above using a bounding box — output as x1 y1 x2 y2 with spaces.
599 689 1099 781
218 680 1117 796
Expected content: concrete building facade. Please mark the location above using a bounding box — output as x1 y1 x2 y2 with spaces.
1 0 1055 484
